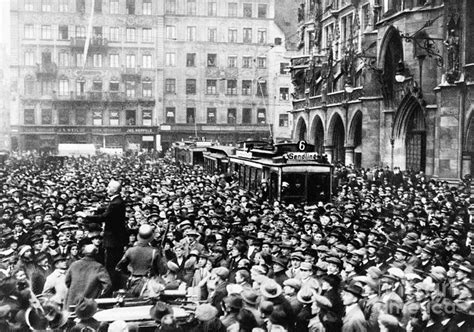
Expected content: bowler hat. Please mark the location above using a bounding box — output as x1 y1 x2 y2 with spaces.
343 283 364 298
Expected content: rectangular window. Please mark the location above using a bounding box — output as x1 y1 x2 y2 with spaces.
58 108 70 124
41 25 52 39
186 108 195 123
93 54 102 67
142 81 153 97
242 80 252 95
58 52 69 66
76 53 84 67
93 26 103 38
126 81 136 98
59 0 68 12
110 0 119 14
142 0 152 15
227 108 236 124
242 57 252 68
42 0 52 12
186 79 196 94
206 80 217 94
207 54 217 67
166 0 176 14
243 3 252 17
126 54 136 68
110 54 119 67
93 110 103 126
110 110 120 126
126 0 135 14
257 57 266 68
142 28 153 42
242 108 252 124
25 0 34 11
126 110 136 125
126 28 136 42
76 26 86 38
243 28 252 43
228 2 237 17
187 26 196 41
24 24 35 39
166 26 176 40
258 4 267 18
280 62 289 74
142 54 152 68
77 0 85 12
208 28 217 42
59 25 68 40
94 0 102 13
76 80 85 97
109 27 119 41
92 81 102 91
25 78 35 94
42 109 52 125
186 53 196 67
24 109 35 125
165 78 176 93
187 0 196 15
280 87 289 100
257 109 266 124
110 81 120 91
256 81 267 96
207 108 216 124
228 29 237 43
258 29 267 44
208 1 217 16
165 53 176 67
279 114 289 127
166 107 175 124
25 51 35 66
142 110 152 126
76 108 86 125
228 56 237 68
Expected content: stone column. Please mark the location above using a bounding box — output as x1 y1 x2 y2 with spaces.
324 146 334 164
345 146 355 167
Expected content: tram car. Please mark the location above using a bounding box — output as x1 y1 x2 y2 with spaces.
204 140 333 204
171 140 215 166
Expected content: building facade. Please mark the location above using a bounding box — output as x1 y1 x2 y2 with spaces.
0 44 10 151
10 0 296 153
290 0 473 180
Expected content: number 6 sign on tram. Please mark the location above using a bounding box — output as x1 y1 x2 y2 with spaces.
297 140 307 152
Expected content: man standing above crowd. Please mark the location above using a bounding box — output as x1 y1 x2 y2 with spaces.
79 179 127 290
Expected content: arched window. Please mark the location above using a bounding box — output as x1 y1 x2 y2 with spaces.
24 75 35 95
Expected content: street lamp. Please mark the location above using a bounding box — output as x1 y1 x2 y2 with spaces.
395 61 407 83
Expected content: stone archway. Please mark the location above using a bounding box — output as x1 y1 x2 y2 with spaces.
295 116 308 141
310 115 324 155
465 115 474 176
392 95 426 172
348 111 363 168
328 113 345 164
379 26 404 108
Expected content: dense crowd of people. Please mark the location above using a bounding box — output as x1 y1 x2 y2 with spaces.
0 150 473 332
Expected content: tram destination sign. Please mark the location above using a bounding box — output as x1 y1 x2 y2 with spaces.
284 152 319 161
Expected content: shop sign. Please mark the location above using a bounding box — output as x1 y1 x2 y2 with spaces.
284 152 319 161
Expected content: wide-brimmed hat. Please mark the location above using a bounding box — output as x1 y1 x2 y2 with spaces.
260 280 283 299
75 297 98 320
296 287 316 304
194 304 218 321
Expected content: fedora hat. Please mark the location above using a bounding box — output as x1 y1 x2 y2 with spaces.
241 289 258 306
260 280 283 299
343 283 364 298
283 278 302 292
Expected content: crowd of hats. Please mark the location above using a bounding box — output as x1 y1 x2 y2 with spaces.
0 151 473 331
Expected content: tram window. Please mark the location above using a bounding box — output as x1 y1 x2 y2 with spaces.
281 173 305 198
307 173 330 202
270 172 278 200
256 169 262 188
